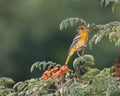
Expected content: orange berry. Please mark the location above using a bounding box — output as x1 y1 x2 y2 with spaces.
55 73 61 77
43 77 48 80
61 66 68 71
49 67 59 75
60 68 66 72
47 73 51 77
42 75 47 80
55 70 64 77
53 67 58 70
43 70 50 75
60 69 65 72
50 69 54 73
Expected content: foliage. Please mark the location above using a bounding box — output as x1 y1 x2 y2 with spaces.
13 78 57 96
60 18 120 48
59 17 120 49
61 81 85 96
30 61 61 72
0 57 120 96
101 0 120 12
0 77 15 96
73 54 95 71
59 17 87 30
0 0 119 82
19 58 120 96
89 21 120 49
0 0 120 96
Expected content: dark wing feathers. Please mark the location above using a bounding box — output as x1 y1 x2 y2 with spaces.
68 33 80 52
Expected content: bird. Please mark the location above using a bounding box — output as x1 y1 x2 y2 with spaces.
65 25 89 65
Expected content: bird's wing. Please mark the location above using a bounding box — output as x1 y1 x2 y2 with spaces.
68 33 80 52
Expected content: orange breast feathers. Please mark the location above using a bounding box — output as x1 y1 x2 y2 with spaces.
70 30 88 53
65 26 89 65
80 30 88 46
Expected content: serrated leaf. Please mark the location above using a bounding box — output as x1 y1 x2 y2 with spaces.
89 21 120 48
112 3 116 12
0 77 14 86
109 32 116 42
115 38 120 47
13 82 26 91
63 81 84 96
89 34 97 50
30 61 58 72
59 22 64 31
69 18 75 27
79 18 86 25
83 54 94 66
7 92 18 96
74 17 79 24
30 62 39 72
59 17 86 30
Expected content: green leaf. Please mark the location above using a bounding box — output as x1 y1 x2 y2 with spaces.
101 0 120 7
13 81 27 92
83 54 95 66
0 77 14 86
30 62 40 72
89 21 120 48
115 38 120 47
7 92 18 96
61 81 84 96
30 61 59 72
59 17 86 31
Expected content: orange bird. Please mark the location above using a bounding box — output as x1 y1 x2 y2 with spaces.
65 25 89 65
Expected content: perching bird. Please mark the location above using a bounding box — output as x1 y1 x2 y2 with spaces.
65 25 89 65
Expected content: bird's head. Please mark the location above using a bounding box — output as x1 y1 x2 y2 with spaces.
77 25 90 34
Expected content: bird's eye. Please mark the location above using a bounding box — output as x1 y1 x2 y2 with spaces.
80 27 84 30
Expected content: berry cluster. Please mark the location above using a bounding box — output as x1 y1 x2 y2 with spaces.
42 66 68 80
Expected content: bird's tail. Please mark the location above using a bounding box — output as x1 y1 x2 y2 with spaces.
65 48 75 65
